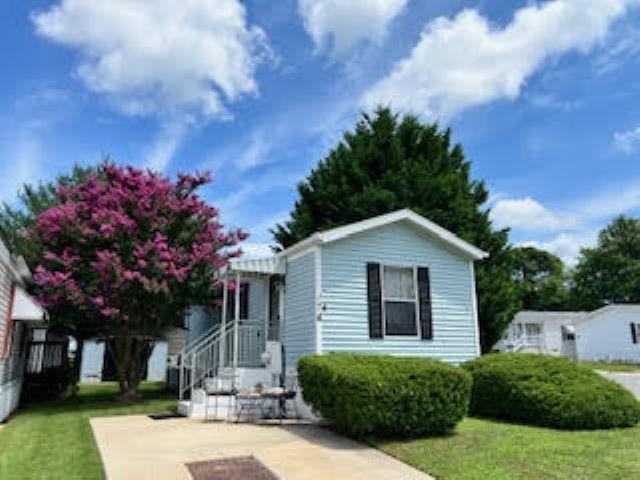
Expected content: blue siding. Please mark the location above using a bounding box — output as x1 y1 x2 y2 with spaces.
283 252 316 368
247 279 267 323
320 222 479 364
185 306 215 345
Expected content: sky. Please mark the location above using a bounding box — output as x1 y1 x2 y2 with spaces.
1 0 640 265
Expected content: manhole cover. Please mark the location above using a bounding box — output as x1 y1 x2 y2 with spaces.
186 456 279 480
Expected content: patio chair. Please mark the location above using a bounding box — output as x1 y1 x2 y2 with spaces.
260 374 298 422
204 372 237 422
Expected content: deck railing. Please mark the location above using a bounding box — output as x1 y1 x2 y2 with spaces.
178 319 265 400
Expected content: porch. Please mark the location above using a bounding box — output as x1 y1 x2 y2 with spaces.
177 256 287 415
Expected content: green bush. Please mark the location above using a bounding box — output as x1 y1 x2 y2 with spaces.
298 354 471 439
463 353 640 430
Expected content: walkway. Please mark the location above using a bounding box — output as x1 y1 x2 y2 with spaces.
91 415 432 480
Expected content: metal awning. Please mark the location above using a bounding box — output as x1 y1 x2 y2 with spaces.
12 287 48 322
561 324 575 334
226 256 285 275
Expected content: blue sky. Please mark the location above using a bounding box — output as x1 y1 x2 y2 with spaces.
1 0 640 265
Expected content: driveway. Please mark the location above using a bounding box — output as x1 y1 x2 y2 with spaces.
598 371 640 399
91 415 432 480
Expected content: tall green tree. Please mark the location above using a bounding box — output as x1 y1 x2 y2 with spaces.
0 165 96 393
273 108 518 351
511 246 569 310
572 216 640 309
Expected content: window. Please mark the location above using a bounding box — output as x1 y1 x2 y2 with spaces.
631 322 640 344
525 323 542 336
382 266 418 336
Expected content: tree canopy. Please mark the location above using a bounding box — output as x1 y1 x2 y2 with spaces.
30 163 245 398
572 216 640 309
510 246 569 311
273 108 519 351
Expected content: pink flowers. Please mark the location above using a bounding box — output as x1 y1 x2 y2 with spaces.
30 163 246 324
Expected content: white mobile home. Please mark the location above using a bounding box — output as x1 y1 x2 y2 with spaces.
496 305 640 362
177 209 487 417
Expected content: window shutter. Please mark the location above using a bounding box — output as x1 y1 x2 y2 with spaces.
417 267 433 340
240 283 250 320
366 263 383 339
631 323 638 344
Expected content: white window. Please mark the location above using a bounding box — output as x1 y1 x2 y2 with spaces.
382 266 419 336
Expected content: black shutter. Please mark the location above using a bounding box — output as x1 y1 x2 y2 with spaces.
240 283 250 320
366 263 383 339
631 323 638 344
417 267 433 340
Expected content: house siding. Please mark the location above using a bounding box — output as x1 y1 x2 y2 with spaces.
283 252 316 368
320 222 479 364
576 306 640 362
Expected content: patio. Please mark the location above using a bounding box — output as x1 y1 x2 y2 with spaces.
90 415 432 480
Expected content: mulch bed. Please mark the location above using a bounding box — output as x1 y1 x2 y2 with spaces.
186 456 279 480
148 413 185 420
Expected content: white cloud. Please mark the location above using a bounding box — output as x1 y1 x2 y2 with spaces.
239 242 274 259
495 179 640 264
0 133 43 203
363 0 633 118
614 126 640 153
298 0 407 57
522 232 597 267
32 0 271 119
491 197 574 231
143 118 193 172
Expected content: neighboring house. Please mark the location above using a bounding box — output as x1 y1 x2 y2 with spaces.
177 209 487 417
79 339 169 383
495 305 640 362
0 239 48 422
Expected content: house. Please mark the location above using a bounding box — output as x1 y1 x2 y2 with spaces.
176 209 487 418
0 238 48 422
495 305 640 362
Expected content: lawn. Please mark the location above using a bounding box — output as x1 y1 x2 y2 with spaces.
0 382 175 480
580 361 640 372
377 417 640 480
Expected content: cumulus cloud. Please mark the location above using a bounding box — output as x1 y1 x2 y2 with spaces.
493 179 640 264
298 0 407 57
363 0 633 118
32 0 271 119
614 126 640 153
490 197 575 231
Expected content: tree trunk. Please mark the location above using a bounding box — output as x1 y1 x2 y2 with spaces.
108 334 153 402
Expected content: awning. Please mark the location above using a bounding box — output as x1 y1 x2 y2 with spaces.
227 256 285 275
11 287 48 322
561 324 575 334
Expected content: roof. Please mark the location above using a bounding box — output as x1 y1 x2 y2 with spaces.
512 311 587 324
281 209 488 261
576 303 640 326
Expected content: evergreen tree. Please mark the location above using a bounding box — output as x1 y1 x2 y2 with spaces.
273 108 518 351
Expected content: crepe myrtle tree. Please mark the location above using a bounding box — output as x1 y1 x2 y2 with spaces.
31 163 246 400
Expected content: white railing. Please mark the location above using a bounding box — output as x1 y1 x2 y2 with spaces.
178 319 265 400
504 334 544 352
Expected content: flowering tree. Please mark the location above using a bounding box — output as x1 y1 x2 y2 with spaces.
31 163 246 399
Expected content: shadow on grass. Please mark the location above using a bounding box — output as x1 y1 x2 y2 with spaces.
16 382 176 417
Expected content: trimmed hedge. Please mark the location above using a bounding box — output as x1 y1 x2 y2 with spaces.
298 354 471 438
463 353 640 430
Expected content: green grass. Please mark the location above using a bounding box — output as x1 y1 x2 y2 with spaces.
376 417 640 480
580 361 640 372
0 382 175 480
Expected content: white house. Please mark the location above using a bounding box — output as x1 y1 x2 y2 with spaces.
176 209 487 418
0 238 48 422
495 305 640 362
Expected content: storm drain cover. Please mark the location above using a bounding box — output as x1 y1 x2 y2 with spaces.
186 456 279 480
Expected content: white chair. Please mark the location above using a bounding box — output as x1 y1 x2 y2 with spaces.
204 372 237 421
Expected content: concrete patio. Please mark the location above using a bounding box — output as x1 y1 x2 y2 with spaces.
91 415 432 480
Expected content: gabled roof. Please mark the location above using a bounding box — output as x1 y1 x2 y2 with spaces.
281 209 488 260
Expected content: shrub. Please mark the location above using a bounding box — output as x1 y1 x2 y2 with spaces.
22 366 74 403
463 353 640 430
298 354 471 439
